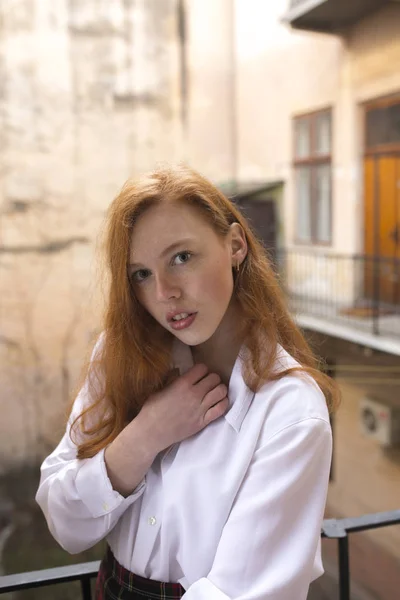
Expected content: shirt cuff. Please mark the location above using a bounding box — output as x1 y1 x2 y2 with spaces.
75 448 146 518
183 578 231 600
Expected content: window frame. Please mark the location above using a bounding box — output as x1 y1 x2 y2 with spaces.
293 108 333 246
364 93 400 155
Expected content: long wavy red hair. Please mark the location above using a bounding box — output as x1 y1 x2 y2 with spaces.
71 164 339 458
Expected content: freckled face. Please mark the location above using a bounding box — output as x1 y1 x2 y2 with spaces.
129 202 235 345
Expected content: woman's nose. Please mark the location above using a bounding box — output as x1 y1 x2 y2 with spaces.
155 274 181 301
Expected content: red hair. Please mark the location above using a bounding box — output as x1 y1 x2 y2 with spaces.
71 164 339 458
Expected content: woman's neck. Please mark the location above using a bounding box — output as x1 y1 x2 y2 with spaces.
190 301 245 387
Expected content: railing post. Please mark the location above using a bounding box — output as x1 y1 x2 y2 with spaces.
338 535 350 600
322 521 351 600
372 254 380 336
80 576 92 600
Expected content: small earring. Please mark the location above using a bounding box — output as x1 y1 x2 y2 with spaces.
236 261 240 273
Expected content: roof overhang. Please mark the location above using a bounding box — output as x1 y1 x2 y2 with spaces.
219 180 284 202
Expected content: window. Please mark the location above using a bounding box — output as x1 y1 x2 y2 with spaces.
293 109 332 244
366 100 400 149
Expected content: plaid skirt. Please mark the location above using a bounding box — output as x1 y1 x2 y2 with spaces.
95 546 185 599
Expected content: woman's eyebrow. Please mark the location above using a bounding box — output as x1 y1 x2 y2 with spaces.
129 238 195 268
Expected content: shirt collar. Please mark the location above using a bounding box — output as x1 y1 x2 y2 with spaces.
171 338 255 433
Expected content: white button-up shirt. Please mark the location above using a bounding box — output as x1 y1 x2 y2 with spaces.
36 338 332 600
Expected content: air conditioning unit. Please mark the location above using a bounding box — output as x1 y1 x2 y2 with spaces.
359 397 400 447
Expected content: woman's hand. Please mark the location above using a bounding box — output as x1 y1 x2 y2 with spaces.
137 363 229 454
104 363 229 496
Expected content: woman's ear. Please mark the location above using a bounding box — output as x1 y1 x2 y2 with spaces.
229 222 247 267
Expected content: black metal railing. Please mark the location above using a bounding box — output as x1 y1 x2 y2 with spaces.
0 510 399 599
0 559 99 599
321 509 400 600
277 250 400 340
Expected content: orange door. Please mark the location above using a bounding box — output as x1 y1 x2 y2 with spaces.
364 155 400 303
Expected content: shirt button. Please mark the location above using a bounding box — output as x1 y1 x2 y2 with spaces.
148 516 157 526
102 502 109 511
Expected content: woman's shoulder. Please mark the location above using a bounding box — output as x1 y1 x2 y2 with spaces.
253 345 331 441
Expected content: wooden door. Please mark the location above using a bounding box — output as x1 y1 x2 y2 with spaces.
364 155 400 303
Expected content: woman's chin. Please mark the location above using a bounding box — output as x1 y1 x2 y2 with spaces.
173 330 210 346
172 323 214 347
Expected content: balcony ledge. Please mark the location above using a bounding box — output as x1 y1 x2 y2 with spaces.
283 0 395 34
295 313 400 356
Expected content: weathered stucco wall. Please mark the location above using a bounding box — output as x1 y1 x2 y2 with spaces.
185 0 236 182
0 0 182 469
0 0 240 469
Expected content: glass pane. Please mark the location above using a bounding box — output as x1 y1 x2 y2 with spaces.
295 166 311 242
295 118 311 159
388 104 400 143
315 111 331 156
366 103 400 148
315 164 331 243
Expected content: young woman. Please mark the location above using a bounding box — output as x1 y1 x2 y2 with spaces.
36 164 338 600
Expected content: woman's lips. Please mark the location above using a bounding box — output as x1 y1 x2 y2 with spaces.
169 312 197 331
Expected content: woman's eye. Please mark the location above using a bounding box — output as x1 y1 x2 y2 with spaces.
173 251 191 265
131 252 191 282
132 269 150 283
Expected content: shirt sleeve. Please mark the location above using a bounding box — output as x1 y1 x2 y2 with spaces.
35 338 146 554
182 417 332 600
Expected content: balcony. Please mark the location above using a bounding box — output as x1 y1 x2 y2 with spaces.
277 250 400 354
283 0 395 34
0 510 399 599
